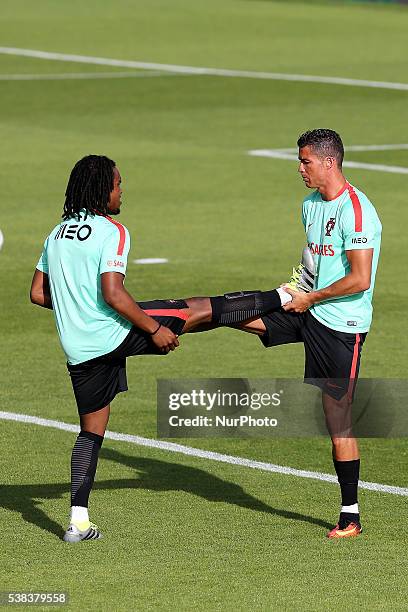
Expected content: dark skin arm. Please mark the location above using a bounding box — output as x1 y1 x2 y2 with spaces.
30 269 179 353
101 272 179 352
30 270 53 309
284 248 373 313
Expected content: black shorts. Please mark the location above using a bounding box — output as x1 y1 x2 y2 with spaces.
260 310 367 400
67 300 188 415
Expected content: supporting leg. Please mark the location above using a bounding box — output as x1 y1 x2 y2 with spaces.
64 405 110 541
322 392 359 460
323 392 361 535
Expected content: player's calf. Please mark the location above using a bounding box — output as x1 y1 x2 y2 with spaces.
63 428 105 543
322 393 362 538
210 290 285 326
180 288 291 333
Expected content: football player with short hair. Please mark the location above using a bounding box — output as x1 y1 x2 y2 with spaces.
242 129 382 538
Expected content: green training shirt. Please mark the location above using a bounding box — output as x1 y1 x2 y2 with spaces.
36 210 132 365
302 182 382 333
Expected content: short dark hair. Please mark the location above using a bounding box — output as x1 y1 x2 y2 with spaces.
297 129 344 167
62 155 116 220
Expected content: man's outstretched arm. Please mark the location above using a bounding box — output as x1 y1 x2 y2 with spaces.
101 271 179 352
30 270 53 309
284 249 373 313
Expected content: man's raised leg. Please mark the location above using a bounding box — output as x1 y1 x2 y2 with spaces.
176 288 291 334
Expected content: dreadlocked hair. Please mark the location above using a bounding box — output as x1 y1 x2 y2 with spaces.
62 155 116 220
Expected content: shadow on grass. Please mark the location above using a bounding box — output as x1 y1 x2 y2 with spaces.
0 479 140 539
0 449 332 538
101 448 332 529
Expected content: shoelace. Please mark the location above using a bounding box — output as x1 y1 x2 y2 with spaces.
89 523 99 531
287 263 304 287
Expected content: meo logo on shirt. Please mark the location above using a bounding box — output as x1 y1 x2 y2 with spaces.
55 224 92 241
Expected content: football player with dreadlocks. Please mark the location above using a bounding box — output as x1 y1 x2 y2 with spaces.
30 154 294 543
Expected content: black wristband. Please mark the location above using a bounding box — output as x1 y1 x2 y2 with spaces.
150 323 162 336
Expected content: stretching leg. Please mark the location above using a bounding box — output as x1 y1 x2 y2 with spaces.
151 288 288 334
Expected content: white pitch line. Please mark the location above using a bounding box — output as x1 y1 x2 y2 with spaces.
346 144 408 152
1 409 407 498
1 46 408 91
0 70 176 81
134 258 169 265
249 150 299 160
248 149 408 175
343 161 408 175
265 144 408 154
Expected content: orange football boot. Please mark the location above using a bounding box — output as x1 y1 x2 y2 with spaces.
327 521 362 539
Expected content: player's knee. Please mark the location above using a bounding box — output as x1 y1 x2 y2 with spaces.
330 434 354 450
185 297 212 321
80 404 110 436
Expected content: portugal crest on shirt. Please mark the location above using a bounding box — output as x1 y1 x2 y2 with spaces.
325 217 336 237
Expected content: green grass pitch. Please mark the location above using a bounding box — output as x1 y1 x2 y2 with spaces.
1 0 407 609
